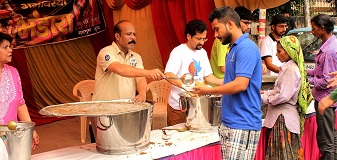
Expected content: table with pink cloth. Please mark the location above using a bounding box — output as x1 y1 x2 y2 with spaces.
254 113 331 160
31 112 329 160
31 128 221 160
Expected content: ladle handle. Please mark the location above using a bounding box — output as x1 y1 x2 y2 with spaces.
165 77 181 80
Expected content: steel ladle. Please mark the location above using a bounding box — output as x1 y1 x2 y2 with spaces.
165 73 194 85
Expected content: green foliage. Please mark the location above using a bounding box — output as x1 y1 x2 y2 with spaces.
250 0 304 21
251 0 337 21
266 0 304 20
265 0 337 18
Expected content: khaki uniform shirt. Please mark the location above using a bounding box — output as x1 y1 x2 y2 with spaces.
92 42 144 101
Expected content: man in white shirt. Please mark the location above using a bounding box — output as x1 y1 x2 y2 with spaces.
260 14 288 76
165 19 222 126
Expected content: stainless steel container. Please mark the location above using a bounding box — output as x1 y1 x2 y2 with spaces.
179 92 221 131
0 121 35 160
39 99 154 155
95 101 153 155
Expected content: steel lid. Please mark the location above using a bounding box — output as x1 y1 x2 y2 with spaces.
39 99 153 117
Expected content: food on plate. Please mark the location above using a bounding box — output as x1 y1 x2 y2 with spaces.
195 81 206 86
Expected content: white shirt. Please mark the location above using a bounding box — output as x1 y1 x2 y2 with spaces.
165 44 213 110
260 34 284 76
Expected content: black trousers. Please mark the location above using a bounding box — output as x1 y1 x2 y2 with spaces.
315 100 337 160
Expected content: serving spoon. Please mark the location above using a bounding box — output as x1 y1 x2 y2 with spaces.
165 73 194 85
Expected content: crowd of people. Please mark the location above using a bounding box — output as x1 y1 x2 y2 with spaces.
1 4 337 160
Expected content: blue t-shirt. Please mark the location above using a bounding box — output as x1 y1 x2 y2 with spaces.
221 33 262 130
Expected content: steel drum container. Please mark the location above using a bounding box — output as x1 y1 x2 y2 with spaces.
179 92 221 131
95 106 152 155
0 121 35 160
39 99 153 155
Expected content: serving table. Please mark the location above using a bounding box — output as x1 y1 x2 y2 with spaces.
31 128 221 160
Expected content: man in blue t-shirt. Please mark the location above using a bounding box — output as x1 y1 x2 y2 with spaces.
192 6 262 160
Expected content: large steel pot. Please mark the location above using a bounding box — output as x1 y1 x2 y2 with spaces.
39 99 153 155
179 92 221 131
95 100 153 155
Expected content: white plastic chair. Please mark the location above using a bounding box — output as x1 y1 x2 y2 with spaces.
72 80 95 143
147 80 172 129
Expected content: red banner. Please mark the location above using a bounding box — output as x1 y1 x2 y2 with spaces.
0 0 106 48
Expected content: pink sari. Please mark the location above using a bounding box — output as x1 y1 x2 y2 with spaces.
0 64 25 124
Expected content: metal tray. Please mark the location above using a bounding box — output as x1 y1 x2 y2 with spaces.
39 99 153 117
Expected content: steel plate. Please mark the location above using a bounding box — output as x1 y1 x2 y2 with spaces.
39 99 153 117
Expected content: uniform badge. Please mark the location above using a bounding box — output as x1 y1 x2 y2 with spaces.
104 55 110 61
130 57 137 67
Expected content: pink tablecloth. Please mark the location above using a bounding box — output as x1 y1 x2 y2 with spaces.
167 143 221 160
254 114 337 160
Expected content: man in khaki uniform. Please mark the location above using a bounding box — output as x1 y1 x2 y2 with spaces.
90 20 165 143
93 20 165 102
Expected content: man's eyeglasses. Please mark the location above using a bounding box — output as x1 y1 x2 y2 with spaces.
276 24 288 29
241 20 252 26
194 37 208 42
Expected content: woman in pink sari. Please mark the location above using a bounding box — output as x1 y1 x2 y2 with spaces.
0 32 39 150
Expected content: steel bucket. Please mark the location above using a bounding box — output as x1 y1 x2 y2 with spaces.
95 101 153 155
179 92 221 131
1 121 35 160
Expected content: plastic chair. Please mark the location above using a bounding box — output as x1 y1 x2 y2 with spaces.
147 80 172 129
72 80 95 143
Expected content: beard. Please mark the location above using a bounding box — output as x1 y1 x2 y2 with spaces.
275 30 285 37
221 32 232 45
243 29 250 34
195 44 202 50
